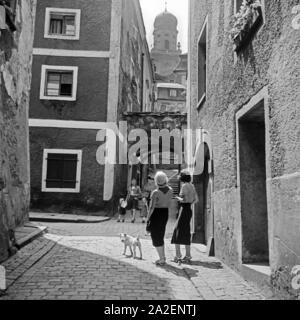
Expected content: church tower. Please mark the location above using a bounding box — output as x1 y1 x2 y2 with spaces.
151 6 182 79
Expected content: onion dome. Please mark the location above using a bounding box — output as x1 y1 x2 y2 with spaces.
154 9 178 29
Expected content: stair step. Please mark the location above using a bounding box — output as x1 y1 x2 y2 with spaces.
241 263 274 297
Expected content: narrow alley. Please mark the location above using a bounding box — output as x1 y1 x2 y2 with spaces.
1 218 266 300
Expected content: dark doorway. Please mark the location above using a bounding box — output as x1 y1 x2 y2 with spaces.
238 101 269 264
193 144 212 245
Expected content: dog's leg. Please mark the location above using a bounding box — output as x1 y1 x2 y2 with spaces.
133 245 137 259
123 244 127 256
129 246 133 257
139 245 143 260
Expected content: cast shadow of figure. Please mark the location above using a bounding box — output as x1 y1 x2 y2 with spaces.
187 260 223 269
156 263 199 279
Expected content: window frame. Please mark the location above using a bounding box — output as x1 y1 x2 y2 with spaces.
42 149 82 193
40 65 78 101
197 16 208 109
44 7 81 40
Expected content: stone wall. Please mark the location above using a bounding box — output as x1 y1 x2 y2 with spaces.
0 0 36 262
188 0 300 297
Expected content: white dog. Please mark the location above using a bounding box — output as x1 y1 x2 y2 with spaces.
120 233 143 260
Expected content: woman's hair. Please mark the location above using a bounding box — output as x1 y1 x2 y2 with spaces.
154 171 168 187
180 170 192 183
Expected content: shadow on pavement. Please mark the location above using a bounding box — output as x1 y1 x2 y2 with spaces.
3 237 178 300
188 261 223 269
157 263 199 279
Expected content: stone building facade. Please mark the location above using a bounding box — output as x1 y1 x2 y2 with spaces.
29 0 154 212
188 0 300 298
0 0 36 262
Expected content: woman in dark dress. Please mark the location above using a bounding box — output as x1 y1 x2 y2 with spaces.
147 171 173 266
171 171 198 263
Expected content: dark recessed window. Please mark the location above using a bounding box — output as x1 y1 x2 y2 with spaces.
198 23 207 105
45 153 79 190
165 39 170 50
1 0 17 32
235 0 244 13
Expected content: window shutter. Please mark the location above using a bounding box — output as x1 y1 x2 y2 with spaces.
46 153 78 189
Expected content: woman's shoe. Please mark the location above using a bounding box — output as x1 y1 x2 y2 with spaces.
172 256 182 263
131 219 135 223
122 219 125 223
182 256 192 263
155 259 166 266
117 219 120 223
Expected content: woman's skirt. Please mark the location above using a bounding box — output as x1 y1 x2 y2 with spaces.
171 203 192 245
127 196 139 210
148 208 169 247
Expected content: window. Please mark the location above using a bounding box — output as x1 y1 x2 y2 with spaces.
235 0 244 14
44 8 81 40
160 104 167 112
170 89 177 97
232 0 265 54
0 0 17 32
165 40 170 50
42 150 82 193
197 18 207 108
49 14 75 36
40 65 78 101
146 79 150 89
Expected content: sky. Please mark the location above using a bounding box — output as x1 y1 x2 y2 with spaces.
140 0 189 53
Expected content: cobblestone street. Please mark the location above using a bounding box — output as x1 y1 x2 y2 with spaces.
0 217 267 300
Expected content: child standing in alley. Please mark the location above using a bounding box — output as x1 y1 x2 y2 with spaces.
117 197 128 223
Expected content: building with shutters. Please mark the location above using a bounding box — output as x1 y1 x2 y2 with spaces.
29 0 155 213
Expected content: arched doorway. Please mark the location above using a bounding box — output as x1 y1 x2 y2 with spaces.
192 143 213 246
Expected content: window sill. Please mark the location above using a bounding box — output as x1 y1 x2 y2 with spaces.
197 93 206 110
44 34 80 41
40 96 77 102
42 188 80 193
